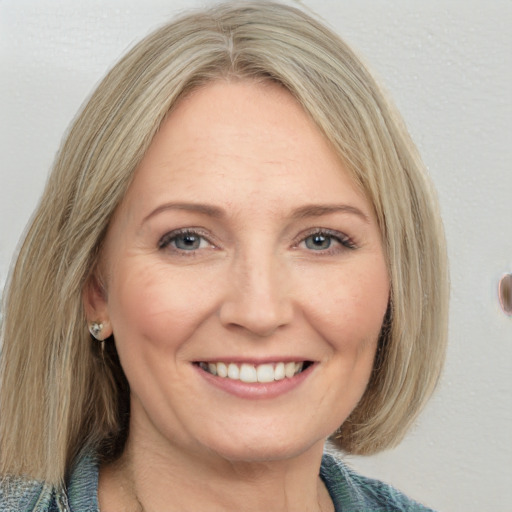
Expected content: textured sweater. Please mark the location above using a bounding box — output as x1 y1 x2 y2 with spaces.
0 452 435 511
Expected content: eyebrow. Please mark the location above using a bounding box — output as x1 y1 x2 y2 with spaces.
291 204 370 223
143 202 370 223
143 202 225 223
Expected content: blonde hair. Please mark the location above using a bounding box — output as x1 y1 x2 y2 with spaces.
0 0 448 483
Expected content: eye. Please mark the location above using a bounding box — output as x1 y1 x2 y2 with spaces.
304 233 333 250
299 230 356 252
158 229 212 252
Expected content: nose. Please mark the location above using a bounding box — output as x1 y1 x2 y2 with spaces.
219 249 294 337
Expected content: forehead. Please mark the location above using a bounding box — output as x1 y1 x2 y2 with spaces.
118 79 370 219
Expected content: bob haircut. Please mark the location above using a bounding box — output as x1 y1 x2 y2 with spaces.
0 0 448 484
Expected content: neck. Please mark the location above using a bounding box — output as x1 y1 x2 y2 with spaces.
99 433 333 512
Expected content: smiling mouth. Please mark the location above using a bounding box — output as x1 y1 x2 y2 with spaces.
195 361 313 383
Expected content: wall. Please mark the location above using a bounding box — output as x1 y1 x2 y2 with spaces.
1 1 511 510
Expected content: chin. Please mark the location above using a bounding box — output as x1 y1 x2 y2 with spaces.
199 430 327 465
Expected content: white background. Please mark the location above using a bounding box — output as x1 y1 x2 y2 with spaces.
1 1 511 510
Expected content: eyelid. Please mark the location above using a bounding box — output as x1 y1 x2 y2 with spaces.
295 228 357 251
158 227 216 251
157 227 356 254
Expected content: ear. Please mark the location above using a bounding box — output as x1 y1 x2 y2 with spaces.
83 272 113 339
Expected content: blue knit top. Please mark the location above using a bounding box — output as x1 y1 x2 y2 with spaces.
0 452 435 511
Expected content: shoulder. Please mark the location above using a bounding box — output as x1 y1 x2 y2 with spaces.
0 452 99 512
0 476 59 512
320 453 437 512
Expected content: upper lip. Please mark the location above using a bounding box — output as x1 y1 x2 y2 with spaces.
194 357 314 364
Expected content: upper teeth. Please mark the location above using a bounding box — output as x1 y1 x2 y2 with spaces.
199 361 304 383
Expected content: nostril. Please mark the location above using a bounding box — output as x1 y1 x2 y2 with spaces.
219 297 293 337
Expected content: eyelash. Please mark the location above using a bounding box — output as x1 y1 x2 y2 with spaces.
296 228 357 254
158 227 356 256
158 228 214 254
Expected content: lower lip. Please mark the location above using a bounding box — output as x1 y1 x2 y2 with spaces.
194 363 315 400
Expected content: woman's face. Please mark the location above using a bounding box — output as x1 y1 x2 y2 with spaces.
88 80 389 463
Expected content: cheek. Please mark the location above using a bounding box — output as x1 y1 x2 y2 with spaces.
302 258 389 351
107 262 219 355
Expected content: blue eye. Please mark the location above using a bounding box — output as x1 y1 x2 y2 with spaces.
304 233 333 250
300 230 355 252
159 230 210 252
173 233 202 250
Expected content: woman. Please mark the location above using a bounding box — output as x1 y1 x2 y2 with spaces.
0 1 448 510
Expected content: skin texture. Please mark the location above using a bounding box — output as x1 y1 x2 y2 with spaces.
85 80 390 511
